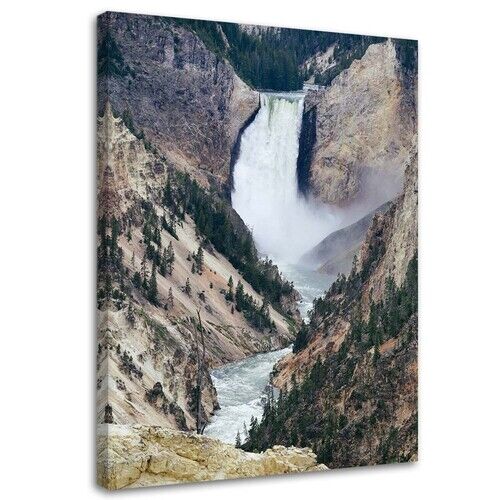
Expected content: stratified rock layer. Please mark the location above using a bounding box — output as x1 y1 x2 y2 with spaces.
97 425 327 489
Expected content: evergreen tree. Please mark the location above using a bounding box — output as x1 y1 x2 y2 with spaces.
166 241 175 274
226 276 234 301
235 280 245 312
167 287 174 309
163 176 174 208
148 262 158 304
185 277 191 296
191 262 196 274
235 430 242 448
195 245 204 273
125 302 135 325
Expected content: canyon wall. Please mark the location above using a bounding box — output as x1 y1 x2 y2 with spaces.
98 12 259 189
301 40 417 209
248 151 418 468
97 104 296 433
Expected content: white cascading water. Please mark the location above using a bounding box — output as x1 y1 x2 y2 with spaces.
232 92 336 263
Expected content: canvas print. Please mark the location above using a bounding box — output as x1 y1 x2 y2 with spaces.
97 11 418 489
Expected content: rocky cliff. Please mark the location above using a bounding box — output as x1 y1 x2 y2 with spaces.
97 105 297 433
300 40 417 208
243 151 418 468
97 424 327 489
98 12 259 190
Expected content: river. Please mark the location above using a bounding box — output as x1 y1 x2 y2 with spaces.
204 91 336 445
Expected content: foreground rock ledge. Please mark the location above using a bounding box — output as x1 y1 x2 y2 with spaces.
97 424 328 489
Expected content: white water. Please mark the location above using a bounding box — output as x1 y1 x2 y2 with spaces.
232 92 337 263
204 346 292 444
206 93 338 444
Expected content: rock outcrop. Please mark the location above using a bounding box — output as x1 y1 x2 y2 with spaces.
97 424 327 489
302 40 417 208
98 12 259 189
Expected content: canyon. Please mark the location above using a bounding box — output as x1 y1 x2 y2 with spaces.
97 11 417 487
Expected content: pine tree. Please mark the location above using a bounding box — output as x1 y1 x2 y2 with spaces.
166 241 175 274
191 262 196 274
260 298 271 328
226 276 234 301
185 277 191 296
148 262 158 304
163 176 174 208
195 245 204 273
235 280 245 312
235 430 242 448
125 302 135 325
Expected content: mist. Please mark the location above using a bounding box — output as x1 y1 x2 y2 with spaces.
232 92 405 268
232 92 338 263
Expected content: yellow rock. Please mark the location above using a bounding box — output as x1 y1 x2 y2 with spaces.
97 424 328 489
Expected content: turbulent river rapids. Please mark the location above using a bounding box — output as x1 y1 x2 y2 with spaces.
204 92 335 444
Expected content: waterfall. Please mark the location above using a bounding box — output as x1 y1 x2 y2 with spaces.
232 92 336 263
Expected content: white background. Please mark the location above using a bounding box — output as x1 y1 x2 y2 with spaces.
1 0 498 498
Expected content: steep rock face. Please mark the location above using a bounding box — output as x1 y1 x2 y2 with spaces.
97 107 295 432
256 153 417 468
97 424 327 489
98 12 259 187
277 150 417 385
357 149 418 306
303 40 417 207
